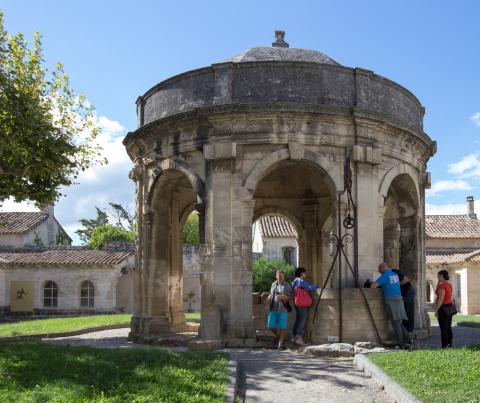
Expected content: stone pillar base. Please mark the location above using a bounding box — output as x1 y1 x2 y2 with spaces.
129 315 178 337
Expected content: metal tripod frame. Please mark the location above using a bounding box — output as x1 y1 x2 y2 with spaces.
309 157 382 344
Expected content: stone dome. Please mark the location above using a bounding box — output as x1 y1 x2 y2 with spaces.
225 46 340 66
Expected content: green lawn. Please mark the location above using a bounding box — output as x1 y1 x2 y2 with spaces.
0 341 228 402
0 315 132 337
0 313 201 337
369 347 480 403
428 312 480 328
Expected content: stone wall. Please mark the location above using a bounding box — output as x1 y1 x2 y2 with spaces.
0 265 133 313
253 288 395 343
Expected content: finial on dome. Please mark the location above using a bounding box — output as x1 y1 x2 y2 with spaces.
272 30 289 48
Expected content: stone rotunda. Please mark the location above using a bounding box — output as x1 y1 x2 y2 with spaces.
124 32 436 344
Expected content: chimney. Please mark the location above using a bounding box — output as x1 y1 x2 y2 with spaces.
467 196 476 219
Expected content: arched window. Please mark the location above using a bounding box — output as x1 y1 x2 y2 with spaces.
44 281 58 307
80 281 95 308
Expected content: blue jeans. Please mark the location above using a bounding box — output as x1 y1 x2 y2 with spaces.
292 306 308 337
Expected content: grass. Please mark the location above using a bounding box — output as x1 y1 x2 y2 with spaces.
0 312 202 337
0 315 131 337
186 312 201 322
0 341 228 402
428 312 480 328
369 347 480 403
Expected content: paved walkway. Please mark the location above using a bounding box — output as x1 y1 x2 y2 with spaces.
228 349 394 403
42 324 480 403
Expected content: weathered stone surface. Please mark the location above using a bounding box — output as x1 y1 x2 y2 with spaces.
125 37 435 343
355 341 379 349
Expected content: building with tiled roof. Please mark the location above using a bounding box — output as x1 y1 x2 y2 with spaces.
253 215 298 266
425 196 480 314
0 205 134 316
0 205 72 248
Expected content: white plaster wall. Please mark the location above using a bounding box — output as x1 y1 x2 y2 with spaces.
182 244 201 311
0 217 67 248
252 222 263 254
261 237 298 266
2 266 124 310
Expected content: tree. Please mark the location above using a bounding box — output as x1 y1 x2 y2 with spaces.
88 224 135 249
183 211 200 244
0 12 104 205
76 202 135 245
75 207 109 244
252 258 295 293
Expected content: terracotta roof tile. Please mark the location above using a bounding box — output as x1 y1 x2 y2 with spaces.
0 246 133 266
426 248 480 265
0 212 48 234
425 215 480 239
259 216 297 238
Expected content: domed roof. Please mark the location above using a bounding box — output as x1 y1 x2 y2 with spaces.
225 46 340 66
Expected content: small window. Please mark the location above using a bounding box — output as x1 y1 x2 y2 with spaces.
80 281 95 308
282 246 294 265
44 281 58 307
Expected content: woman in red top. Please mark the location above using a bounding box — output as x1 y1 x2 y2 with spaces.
435 270 454 348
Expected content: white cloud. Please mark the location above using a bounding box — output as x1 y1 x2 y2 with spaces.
98 116 125 135
471 112 480 127
0 198 39 212
426 203 468 215
448 154 480 175
426 180 472 196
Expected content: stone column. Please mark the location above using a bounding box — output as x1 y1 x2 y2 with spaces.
201 143 256 340
353 147 383 284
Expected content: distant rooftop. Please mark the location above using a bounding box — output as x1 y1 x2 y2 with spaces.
259 216 297 238
0 246 133 266
0 212 49 234
425 215 480 239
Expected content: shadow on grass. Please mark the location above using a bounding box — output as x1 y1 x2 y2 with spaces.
0 341 227 402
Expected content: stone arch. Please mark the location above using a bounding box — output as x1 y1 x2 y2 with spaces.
145 168 200 333
379 163 420 206
244 148 342 194
147 158 205 205
253 206 304 242
382 172 421 331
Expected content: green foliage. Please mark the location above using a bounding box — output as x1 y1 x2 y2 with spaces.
252 258 295 293
0 12 105 205
369 347 480 403
0 341 228 402
32 230 43 246
75 207 109 243
183 211 200 244
76 203 135 244
87 224 135 249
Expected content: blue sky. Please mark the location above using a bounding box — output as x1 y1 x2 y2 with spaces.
2 0 480 242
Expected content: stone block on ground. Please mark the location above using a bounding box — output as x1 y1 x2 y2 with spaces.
303 342 354 357
188 339 223 351
354 341 378 349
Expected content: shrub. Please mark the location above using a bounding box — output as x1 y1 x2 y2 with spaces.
88 224 135 249
183 212 200 244
252 258 295 293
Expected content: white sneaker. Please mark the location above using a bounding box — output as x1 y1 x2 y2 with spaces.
296 338 306 346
